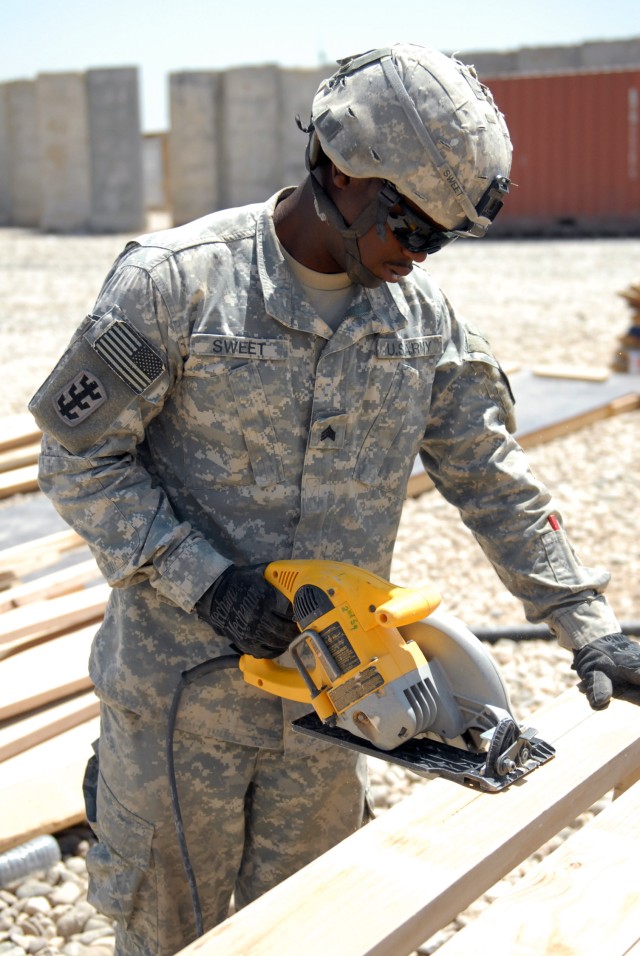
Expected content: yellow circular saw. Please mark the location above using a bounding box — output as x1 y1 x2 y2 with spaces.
239 560 554 792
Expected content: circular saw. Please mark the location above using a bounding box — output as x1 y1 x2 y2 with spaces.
239 560 554 792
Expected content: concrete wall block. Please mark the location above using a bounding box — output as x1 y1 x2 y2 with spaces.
143 133 168 210
5 80 41 228
37 72 91 232
169 71 220 225
462 38 640 80
458 51 519 79
516 45 582 75
87 67 144 233
280 67 327 187
221 65 283 207
582 39 640 70
0 85 11 225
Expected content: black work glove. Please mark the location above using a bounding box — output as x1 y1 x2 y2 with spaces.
195 564 299 658
572 633 640 710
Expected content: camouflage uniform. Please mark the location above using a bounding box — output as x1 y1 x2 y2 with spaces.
30 189 619 954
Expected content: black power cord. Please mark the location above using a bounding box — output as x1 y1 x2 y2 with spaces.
165 654 240 938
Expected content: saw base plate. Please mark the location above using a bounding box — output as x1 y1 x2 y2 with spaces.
292 712 555 792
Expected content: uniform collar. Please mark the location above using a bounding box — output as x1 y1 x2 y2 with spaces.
256 191 411 338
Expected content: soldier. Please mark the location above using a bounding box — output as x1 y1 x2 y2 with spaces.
29 44 640 956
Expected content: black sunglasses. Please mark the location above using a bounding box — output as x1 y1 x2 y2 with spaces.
382 177 510 255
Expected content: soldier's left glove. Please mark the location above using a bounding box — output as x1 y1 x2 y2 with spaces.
572 633 640 710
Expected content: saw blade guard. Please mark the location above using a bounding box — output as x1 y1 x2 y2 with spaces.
399 608 515 741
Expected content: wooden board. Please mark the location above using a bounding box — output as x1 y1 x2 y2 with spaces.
437 780 640 955
0 415 41 454
0 441 41 474
0 717 100 852
0 691 99 763
176 688 640 956
0 528 86 582
0 582 109 651
0 558 101 613
0 625 95 721
0 463 39 499
532 363 612 382
408 368 640 497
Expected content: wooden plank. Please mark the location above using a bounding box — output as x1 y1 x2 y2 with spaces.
0 463 40 499
532 363 612 382
0 582 109 648
176 688 640 956
0 717 100 852
0 625 95 721
0 691 99 763
436 780 640 955
0 528 86 579
0 558 101 613
517 392 640 449
407 369 640 497
0 415 41 454
613 763 640 799
0 441 40 474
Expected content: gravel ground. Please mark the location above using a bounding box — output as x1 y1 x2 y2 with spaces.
0 223 639 954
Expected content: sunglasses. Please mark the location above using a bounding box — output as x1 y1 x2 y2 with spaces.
382 177 510 255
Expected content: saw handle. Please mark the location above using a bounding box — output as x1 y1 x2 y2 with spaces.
375 588 441 628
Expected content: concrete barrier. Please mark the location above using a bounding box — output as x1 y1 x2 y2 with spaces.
5 81 40 228
37 72 92 232
87 67 144 233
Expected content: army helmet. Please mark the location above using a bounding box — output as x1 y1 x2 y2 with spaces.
307 44 512 235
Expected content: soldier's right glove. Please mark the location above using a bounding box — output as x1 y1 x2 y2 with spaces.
195 564 299 659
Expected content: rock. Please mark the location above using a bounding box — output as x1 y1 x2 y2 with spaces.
14 885 50 903
20 902 50 919
0 941 28 956
48 884 82 908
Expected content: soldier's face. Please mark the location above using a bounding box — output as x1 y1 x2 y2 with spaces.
334 175 428 284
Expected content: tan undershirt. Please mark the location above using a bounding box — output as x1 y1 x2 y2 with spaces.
280 244 355 333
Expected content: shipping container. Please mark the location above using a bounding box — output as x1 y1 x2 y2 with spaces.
484 68 640 235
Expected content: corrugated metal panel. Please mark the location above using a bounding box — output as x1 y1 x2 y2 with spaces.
485 69 640 233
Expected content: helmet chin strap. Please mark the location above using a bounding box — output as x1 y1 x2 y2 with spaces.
308 170 395 289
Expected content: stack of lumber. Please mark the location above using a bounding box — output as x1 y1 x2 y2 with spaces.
177 689 640 956
0 527 105 852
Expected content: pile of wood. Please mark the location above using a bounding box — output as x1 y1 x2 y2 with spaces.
0 524 105 852
612 282 640 373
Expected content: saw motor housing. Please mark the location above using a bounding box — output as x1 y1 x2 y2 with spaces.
241 560 468 751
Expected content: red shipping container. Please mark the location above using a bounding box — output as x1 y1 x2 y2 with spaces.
484 69 640 234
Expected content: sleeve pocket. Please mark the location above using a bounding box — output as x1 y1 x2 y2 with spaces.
541 527 587 587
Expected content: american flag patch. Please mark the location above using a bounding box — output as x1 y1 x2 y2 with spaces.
93 321 165 394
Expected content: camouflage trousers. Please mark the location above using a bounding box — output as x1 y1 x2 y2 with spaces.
83 699 369 956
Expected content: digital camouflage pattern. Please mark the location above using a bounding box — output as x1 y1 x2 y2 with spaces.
30 188 619 951
85 700 368 955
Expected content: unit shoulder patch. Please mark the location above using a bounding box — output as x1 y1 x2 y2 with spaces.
54 370 107 426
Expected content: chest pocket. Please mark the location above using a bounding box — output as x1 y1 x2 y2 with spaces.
178 334 288 489
354 358 436 491
228 363 285 486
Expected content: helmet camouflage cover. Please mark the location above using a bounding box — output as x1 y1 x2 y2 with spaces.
308 44 512 233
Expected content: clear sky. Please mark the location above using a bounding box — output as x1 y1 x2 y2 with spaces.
2 0 639 131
